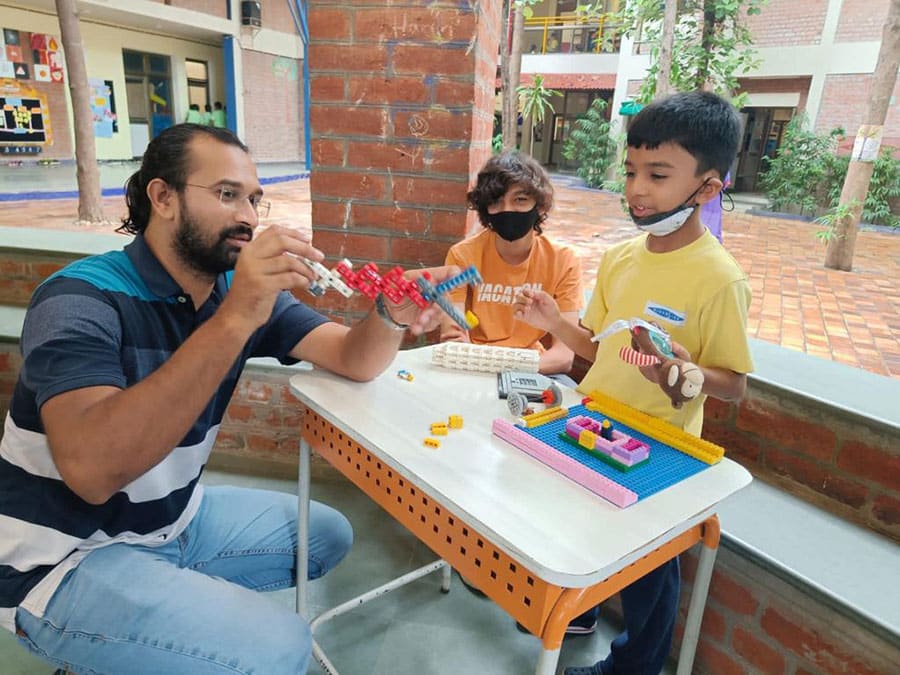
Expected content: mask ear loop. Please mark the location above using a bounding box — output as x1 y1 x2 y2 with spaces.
721 188 735 213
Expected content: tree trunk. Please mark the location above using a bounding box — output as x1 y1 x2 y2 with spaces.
696 0 718 91
655 0 678 99
501 3 525 149
824 0 899 271
55 0 104 223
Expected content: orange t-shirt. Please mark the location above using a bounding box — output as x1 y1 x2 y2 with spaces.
444 228 583 350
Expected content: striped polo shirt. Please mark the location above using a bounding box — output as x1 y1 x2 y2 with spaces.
0 235 328 632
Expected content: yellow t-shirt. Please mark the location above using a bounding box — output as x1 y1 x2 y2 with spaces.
445 228 583 350
579 230 753 436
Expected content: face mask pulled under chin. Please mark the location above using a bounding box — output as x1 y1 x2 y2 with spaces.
488 206 539 242
628 178 710 237
629 204 696 236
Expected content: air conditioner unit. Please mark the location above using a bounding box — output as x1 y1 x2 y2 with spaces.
241 1 261 28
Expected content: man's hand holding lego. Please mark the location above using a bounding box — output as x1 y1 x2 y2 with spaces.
220 225 325 333
381 266 462 336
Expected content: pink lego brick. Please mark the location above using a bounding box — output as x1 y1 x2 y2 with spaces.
492 419 638 508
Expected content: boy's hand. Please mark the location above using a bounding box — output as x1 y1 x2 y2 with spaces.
440 323 470 343
634 339 704 408
513 288 562 332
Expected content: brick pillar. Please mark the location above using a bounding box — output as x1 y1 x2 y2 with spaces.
306 1 502 324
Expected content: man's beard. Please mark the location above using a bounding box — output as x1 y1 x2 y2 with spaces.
173 208 252 278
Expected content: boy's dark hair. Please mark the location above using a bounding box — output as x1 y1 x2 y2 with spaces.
466 150 554 234
627 91 740 178
119 123 249 235
214 101 223 110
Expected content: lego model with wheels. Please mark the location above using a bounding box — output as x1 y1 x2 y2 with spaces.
492 390 725 508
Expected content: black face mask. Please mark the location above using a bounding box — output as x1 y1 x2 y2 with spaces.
488 206 540 242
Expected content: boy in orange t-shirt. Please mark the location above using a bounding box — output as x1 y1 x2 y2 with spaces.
441 151 583 377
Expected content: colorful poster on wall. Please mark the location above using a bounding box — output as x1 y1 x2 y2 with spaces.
0 30 63 85
5 45 22 63
89 77 116 138
0 78 52 145
2 29 20 47
48 48 64 83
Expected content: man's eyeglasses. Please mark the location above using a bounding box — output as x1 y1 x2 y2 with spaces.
184 183 271 219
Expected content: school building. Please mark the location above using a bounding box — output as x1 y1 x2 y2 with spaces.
0 0 304 163
0 0 898 193
522 0 899 192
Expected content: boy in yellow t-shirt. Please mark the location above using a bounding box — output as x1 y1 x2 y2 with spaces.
441 151 583 377
515 91 753 675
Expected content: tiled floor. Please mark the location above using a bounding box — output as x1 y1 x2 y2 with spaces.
0 168 897 378
0 470 651 675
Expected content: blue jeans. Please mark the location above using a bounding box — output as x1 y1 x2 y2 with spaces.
14 485 352 675
567 557 680 675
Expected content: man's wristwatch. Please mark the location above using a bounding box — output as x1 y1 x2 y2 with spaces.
374 293 410 331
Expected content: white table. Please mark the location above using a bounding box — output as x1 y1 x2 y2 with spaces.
289 346 752 674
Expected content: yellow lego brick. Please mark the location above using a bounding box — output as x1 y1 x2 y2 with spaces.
578 428 598 450
521 405 568 428
465 310 479 329
423 437 440 448
448 415 464 429
430 422 449 436
584 390 724 464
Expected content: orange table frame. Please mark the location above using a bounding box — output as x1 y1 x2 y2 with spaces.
296 409 722 675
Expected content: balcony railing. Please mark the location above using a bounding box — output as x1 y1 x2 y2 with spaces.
523 14 621 55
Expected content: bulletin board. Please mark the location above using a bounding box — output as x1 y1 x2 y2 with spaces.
0 79 51 144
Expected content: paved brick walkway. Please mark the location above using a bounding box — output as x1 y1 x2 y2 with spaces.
1 177 897 378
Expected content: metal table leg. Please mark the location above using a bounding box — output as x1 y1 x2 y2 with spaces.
676 517 721 675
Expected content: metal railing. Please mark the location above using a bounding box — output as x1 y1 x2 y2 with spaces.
523 14 621 55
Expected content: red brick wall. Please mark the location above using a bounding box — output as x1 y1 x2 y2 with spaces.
744 0 827 47
259 0 296 31
817 75 900 149
215 366 306 465
241 50 304 162
703 393 899 542
836 0 891 43
0 252 69 306
673 545 899 674
305 0 502 326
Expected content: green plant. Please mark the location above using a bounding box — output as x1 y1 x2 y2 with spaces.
814 200 858 243
562 98 616 189
492 132 504 154
516 73 561 155
763 116 900 227
599 0 766 105
759 114 845 216
862 148 900 228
